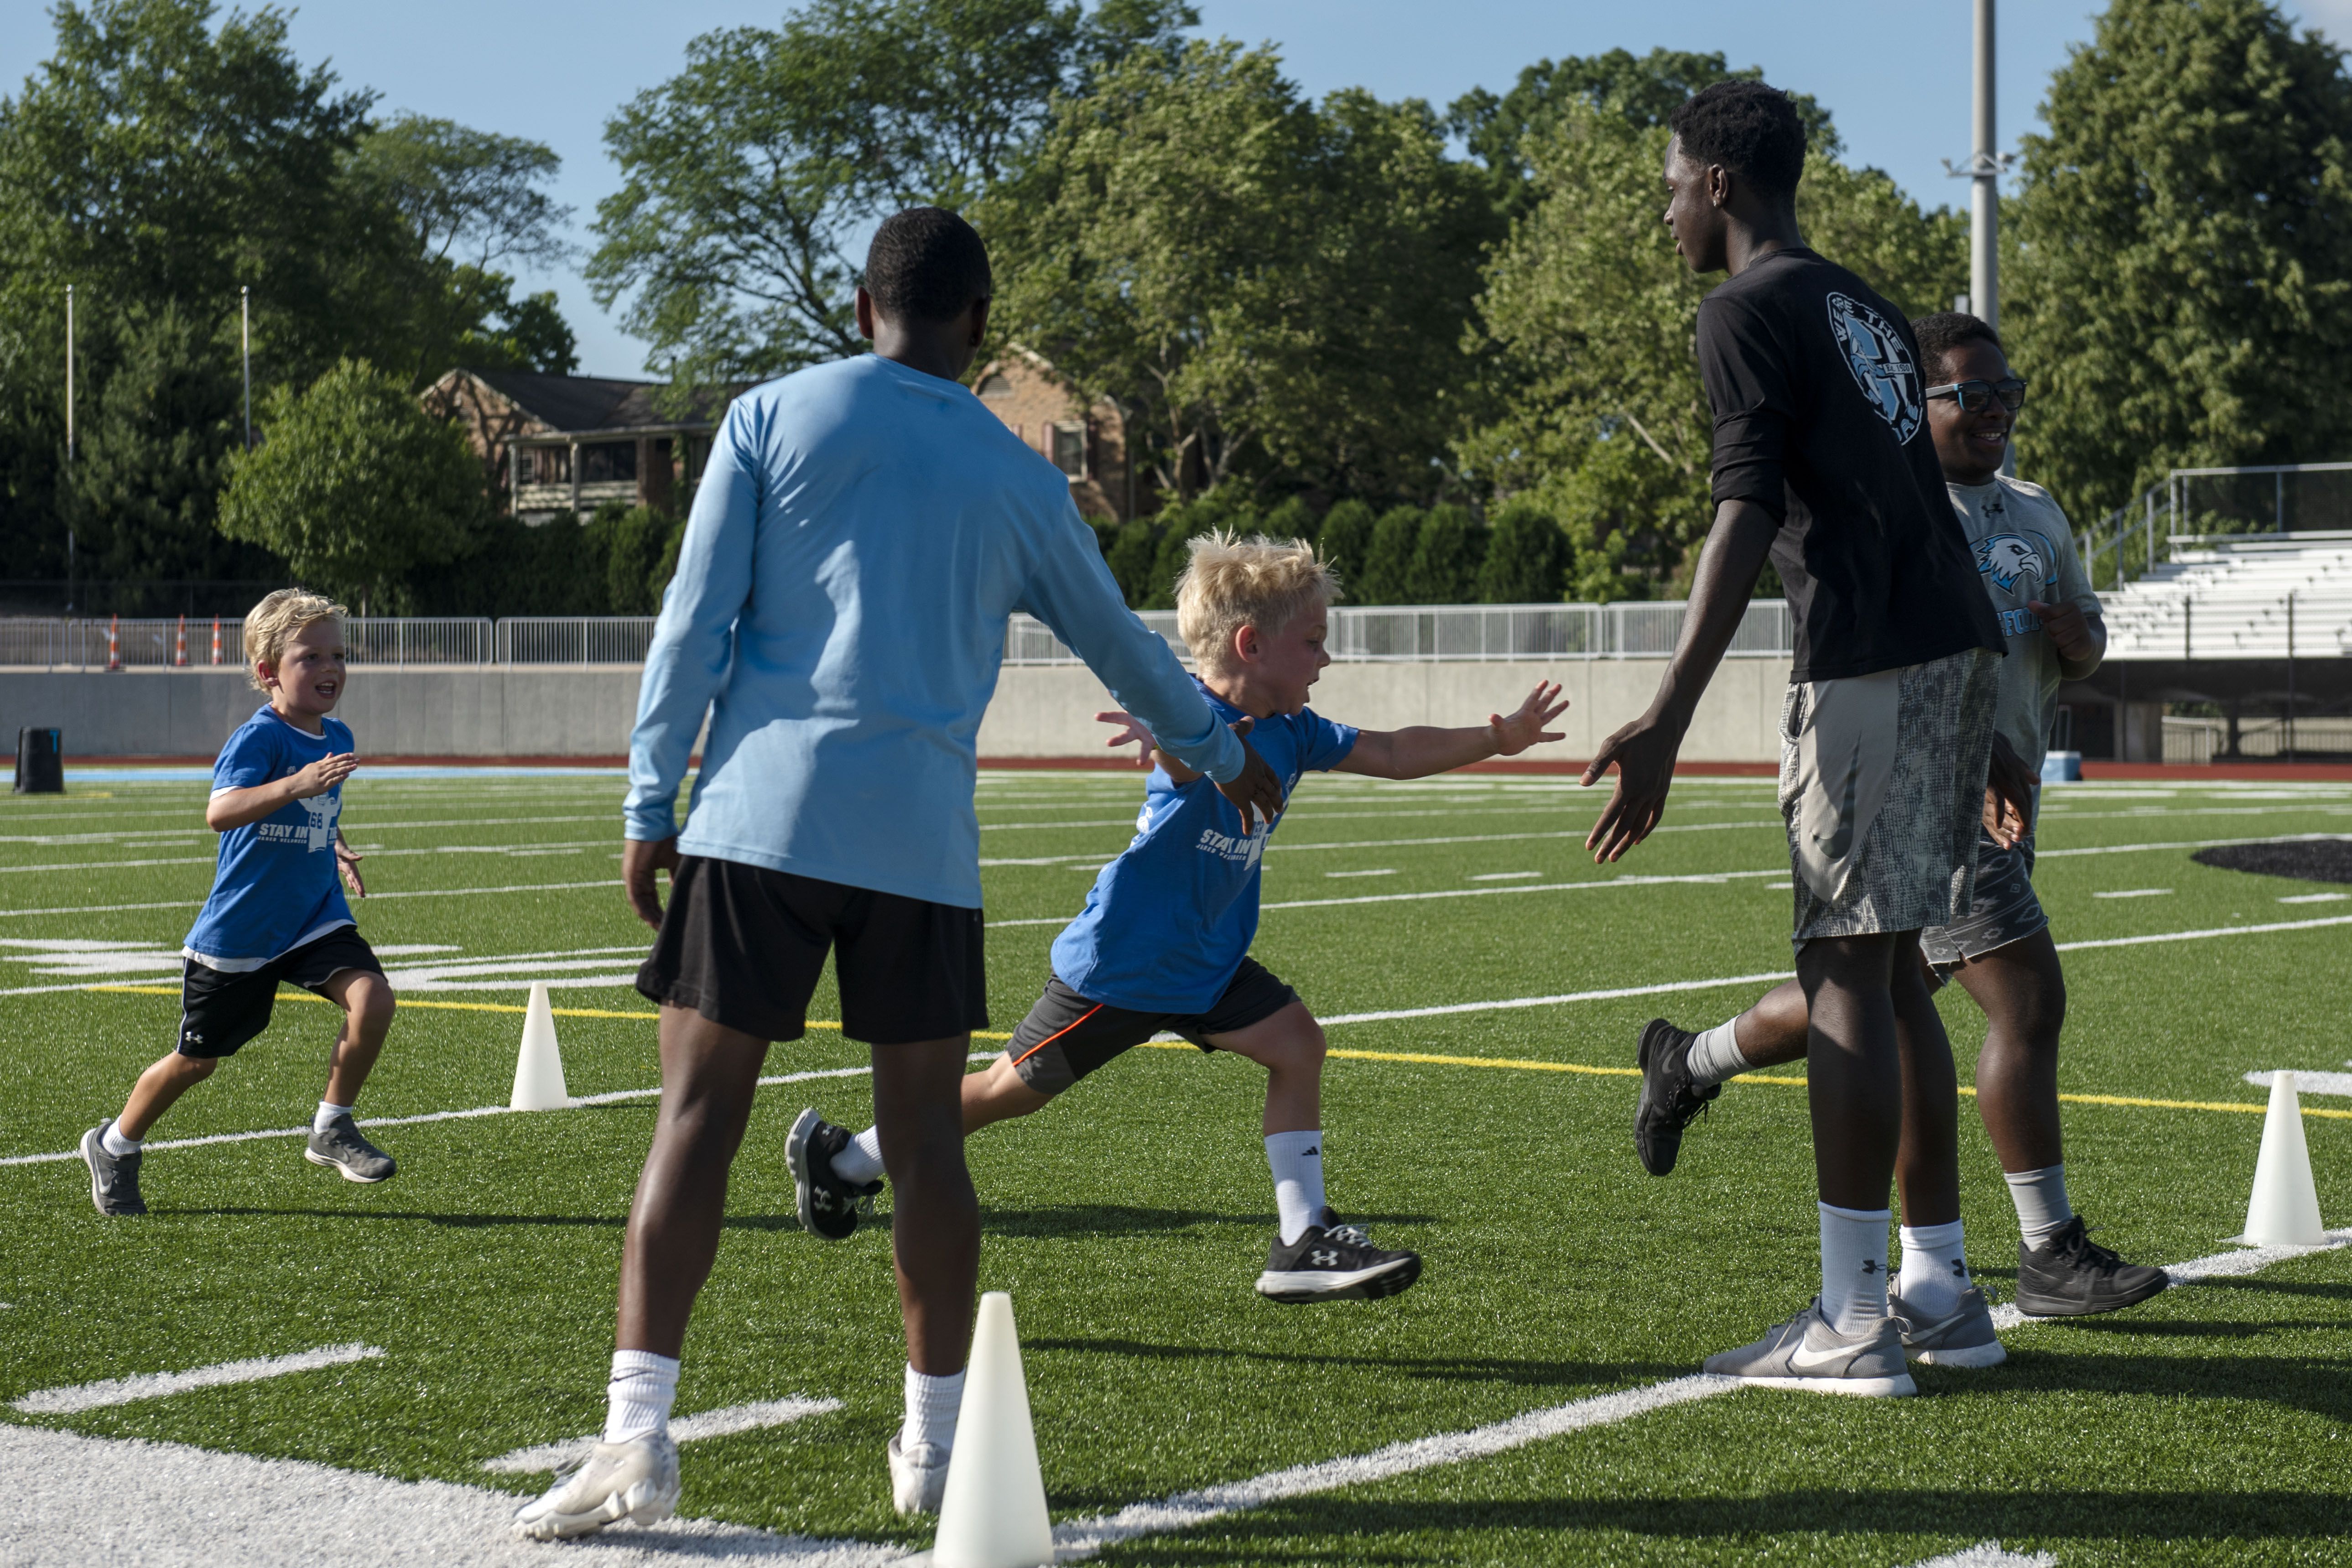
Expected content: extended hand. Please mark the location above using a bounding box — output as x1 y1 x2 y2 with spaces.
334 841 366 899
623 835 684 930
1096 709 1156 766
1212 718 1285 829
1490 681 1569 757
1581 711 1682 863
1982 731 2035 850
2025 599 2099 665
291 753 359 799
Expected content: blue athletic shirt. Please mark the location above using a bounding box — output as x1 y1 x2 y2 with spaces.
182 705 355 971
1049 680 1356 1014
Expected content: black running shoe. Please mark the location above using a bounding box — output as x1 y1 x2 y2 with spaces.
2014 1215 2168 1316
1255 1214 1421 1303
1634 1017 1719 1177
786 1107 879 1242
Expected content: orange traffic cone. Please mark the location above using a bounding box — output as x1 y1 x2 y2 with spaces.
210 616 224 665
106 615 122 671
173 614 188 666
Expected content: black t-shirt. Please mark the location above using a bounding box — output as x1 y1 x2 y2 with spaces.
1696 247 2002 682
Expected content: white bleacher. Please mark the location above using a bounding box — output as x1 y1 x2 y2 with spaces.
2097 531 2352 658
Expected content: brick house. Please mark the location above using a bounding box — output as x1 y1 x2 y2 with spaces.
971 350 1134 521
423 370 735 524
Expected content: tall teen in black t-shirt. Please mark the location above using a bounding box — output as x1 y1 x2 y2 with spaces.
1581 81 2018 1395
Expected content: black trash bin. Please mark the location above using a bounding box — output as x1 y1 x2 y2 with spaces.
14 728 62 794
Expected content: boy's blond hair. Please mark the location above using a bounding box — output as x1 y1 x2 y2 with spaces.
1174 531 1342 677
243 588 347 692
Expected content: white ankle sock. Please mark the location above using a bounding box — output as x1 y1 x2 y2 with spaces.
1896 1219 1970 1320
1265 1130 1327 1245
2004 1164 2074 1249
1684 1019 1752 1088
1818 1202 1893 1336
902 1364 965 1455
832 1126 885 1187
604 1349 679 1444
101 1123 141 1158
313 1101 353 1134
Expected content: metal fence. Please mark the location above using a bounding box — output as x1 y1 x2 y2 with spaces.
2 601 1801 671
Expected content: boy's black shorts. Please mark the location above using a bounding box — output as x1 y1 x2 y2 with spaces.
636 854 988 1045
177 926 386 1060
1005 958 1300 1097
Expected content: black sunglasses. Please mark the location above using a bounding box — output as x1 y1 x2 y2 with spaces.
1925 377 2028 413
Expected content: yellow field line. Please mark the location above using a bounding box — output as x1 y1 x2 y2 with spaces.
83 986 2341 1119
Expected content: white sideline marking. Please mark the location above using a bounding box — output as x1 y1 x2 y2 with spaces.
1041 1375 1738 1562
0 1066 878 1168
2054 913 2352 950
989 867 1790 926
2091 888 2171 899
2246 1069 2352 1096
12 1343 385 1414
0 880 622 919
482 1397 843 1474
1320 972 1798 1026
1469 870 1542 880
1323 868 1398 879
1988 1229 2352 1330
1902 1543 2056 1568
2279 891 2351 903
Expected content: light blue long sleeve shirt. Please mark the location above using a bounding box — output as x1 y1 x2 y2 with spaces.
623 354 1242 910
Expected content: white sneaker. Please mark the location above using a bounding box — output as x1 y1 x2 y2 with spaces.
888 1431 950 1516
512 1433 680 1540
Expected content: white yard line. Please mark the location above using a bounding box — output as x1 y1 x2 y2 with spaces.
1320 972 1799 1026
2055 913 2352 950
12 1343 385 1414
0 879 622 918
1903 1545 2056 1568
482 1397 844 1474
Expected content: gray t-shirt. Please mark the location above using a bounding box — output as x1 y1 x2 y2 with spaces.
1945 475 2102 792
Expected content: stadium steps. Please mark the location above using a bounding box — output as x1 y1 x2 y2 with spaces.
2099 533 2352 658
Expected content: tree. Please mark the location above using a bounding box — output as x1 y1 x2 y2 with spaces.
218 359 484 611
1316 500 1375 594
1357 505 1424 604
985 41 1494 504
1405 503 1486 603
2004 0 2352 523
1477 500 1569 603
588 0 1193 385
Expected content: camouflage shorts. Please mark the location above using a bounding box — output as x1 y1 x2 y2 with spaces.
1779 647 1999 950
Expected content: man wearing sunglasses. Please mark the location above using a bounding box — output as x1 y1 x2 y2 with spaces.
1637 311 2167 1337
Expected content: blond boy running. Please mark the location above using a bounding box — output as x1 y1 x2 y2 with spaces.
80 589 396 1216
793 533 1566 1339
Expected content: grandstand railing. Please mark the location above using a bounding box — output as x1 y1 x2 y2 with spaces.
2079 461 2352 592
1 603 1801 670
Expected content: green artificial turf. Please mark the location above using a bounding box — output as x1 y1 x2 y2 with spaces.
4 765 2351 1564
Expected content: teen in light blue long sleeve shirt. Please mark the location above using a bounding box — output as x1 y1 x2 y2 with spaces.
624 352 1242 909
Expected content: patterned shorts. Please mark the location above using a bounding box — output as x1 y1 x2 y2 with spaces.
1920 826 2048 978
1779 647 1999 949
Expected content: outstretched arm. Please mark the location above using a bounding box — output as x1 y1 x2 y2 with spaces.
1583 499 1778 863
1336 681 1568 780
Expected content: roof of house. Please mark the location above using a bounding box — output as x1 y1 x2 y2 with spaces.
462 370 736 436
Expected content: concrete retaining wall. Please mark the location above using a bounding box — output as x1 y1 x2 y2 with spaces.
2 656 1793 763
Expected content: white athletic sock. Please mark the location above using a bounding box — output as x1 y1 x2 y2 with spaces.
313 1100 353 1134
832 1126 886 1188
902 1363 965 1456
1265 1130 1327 1245
603 1349 679 1444
1684 1019 1752 1089
1818 1202 1893 1336
2004 1164 2075 1250
101 1123 141 1158
1896 1219 1971 1321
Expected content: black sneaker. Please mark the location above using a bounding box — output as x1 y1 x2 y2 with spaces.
1255 1213 1421 1303
1634 1018 1719 1177
786 1107 879 1242
2014 1215 2168 1316
80 1122 146 1216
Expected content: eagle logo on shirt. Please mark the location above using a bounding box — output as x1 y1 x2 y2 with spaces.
1825 292 1923 444
1975 532 2048 593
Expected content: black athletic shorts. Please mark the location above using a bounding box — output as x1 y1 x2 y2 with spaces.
177 926 385 1060
635 855 988 1045
1004 957 1300 1097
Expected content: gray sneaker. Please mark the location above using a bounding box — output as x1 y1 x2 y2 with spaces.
80 1122 146 1216
305 1114 396 1183
1892 1282 2008 1368
1702 1297 1916 1396
512 1433 680 1540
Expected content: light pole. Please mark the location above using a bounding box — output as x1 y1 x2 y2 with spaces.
64 282 76 615
1943 0 2016 474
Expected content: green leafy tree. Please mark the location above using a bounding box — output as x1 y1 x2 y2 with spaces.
1316 499 1375 594
218 359 484 611
1405 503 1486 603
1477 500 1569 603
1357 505 1424 604
588 0 1193 385
2004 0 2352 523
1261 495 1317 547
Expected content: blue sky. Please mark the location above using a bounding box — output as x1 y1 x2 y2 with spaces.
7 0 2349 377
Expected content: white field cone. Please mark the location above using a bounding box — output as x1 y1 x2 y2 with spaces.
932 1292 1052 1568
509 982 570 1111
2239 1070 2325 1245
